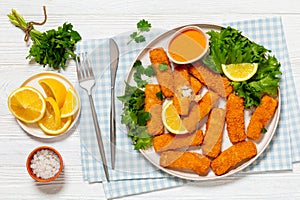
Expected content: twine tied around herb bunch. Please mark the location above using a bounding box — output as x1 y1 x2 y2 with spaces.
11 6 47 42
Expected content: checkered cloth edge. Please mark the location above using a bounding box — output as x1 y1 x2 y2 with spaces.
76 16 300 199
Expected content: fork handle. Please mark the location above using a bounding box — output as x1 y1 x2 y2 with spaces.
88 94 110 182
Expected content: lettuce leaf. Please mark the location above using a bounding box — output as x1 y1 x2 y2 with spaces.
203 26 281 108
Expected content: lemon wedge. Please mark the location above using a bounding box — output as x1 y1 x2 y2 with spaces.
162 100 188 134
221 63 258 82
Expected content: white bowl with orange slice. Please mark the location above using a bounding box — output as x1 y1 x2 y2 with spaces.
7 72 80 139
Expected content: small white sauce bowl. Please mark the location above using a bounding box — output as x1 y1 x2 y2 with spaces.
167 25 209 65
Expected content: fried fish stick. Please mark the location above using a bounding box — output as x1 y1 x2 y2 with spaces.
160 151 211 176
174 64 203 95
145 84 164 136
247 95 278 140
222 77 233 97
145 84 162 111
198 91 219 120
173 66 193 116
190 76 203 94
153 130 203 152
202 108 226 158
211 141 257 176
189 62 229 98
182 91 219 133
149 48 174 98
226 93 246 143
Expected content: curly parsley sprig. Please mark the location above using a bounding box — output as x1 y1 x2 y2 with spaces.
127 19 151 45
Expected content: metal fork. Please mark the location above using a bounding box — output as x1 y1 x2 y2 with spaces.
75 52 110 182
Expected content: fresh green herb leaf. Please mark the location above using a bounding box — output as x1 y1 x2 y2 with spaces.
117 83 153 150
130 32 138 39
144 65 156 77
156 91 163 101
137 19 152 32
134 35 146 43
261 127 267 134
158 63 169 71
133 60 147 88
132 60 155 88
203 26 281 108
127 19 151 44
8 9 81 70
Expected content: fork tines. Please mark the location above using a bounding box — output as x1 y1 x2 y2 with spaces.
76 52 95 81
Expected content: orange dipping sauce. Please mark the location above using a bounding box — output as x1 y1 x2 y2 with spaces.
168 27 208 63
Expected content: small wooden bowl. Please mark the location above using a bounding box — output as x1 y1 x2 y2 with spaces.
26 146 63 182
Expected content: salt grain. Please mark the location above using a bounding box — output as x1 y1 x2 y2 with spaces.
30 149 61 179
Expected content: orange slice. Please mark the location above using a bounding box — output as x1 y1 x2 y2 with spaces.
38 97 71 135
8 86 46 123
60 88 79 118
38 78 67 108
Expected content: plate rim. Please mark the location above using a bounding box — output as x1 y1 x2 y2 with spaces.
123 23 281 180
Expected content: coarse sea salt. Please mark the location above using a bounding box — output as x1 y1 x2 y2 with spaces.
30 149 61 179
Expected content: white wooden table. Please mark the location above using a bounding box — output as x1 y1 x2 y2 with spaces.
1 0 300 199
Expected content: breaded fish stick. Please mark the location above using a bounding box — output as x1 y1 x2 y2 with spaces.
247 95 278 140
182 91 219 133
199 91 219 120
189 62 232 98
190 76 203 94
153 130 203 152
173 65 193 116
160 151 211 176
202 108 226 158
226 93 246 143
211 141 257 176
145 84 164 136
175 64 203 94
149 48 174 98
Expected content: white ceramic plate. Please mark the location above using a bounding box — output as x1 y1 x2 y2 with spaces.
18 72 81 139
123 24 281 180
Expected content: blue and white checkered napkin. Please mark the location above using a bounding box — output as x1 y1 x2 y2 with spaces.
77 17 300 199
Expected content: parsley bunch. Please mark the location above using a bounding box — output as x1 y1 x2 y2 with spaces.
127 19 151 44
118 83 152 150
8 8 81 70
118 60 157 150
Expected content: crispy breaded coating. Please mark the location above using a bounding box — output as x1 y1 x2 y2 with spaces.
145 84 163 111
145 84 164 136
189 62 228 98
211 141 257 176
222 77 233 97
202 108 226 158
174 65 190 82
149 48 174 98
160 151 211 176
226 93 246 143
247 95 278 140
173 66 193 116
182 103 200 133
199 91 220 120
153 130 203 152
190 76 202 94
149 47 171 66
182 91 219 133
